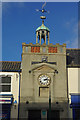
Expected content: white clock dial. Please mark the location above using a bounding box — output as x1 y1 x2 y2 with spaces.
38 74 51 86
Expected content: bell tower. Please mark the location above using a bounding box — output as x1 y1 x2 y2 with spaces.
36 16 50 45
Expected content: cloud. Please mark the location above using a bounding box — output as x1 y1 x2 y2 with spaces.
73 23 78 33
70 23 78 48
65 18 77 28
65 40 70 45
70 37 78 48
65 36 78 48
65 18 78 48
2 2 26 16
2 2 11 14
72 38 78 48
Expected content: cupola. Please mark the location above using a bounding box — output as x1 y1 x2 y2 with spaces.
36 16 50 45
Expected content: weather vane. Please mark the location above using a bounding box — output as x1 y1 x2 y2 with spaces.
36 2 49 14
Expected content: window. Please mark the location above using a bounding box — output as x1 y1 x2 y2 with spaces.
48 47 57 53
31 47 40 53
26 47 28 52
43 47 46 53
60 47 63 53
0 76 11 92
39 87 49 97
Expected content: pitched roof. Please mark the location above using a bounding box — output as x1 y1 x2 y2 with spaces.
0 61 21 72
66 49 80 67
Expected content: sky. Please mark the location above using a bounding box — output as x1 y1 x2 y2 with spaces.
2 2 78 61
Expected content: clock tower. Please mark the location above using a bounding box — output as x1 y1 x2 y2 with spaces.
19 7 68 119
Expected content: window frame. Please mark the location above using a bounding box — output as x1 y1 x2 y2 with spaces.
0 73 14 94
39 87 49 98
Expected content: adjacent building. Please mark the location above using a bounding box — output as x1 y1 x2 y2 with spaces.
67 49 80 120
0 61 21 119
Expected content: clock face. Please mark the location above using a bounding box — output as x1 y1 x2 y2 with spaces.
38 74 51 86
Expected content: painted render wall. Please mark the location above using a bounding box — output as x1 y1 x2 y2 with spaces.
67 68 80 118
68 68 80 94
19 44 69 119
0 72 19 119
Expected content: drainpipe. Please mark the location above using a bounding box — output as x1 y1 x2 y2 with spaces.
18 70 21 120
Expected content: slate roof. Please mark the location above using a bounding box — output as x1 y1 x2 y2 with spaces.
66 49 80 67
0 61 21 72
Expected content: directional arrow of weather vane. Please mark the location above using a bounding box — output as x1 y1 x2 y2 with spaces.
36 2 50 13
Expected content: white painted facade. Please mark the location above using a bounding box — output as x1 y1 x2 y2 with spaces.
0 72 20 119
68 68 80 94
68 68 80 118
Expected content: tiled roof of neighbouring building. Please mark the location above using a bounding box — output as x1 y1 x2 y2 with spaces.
0 61 21 72
66 49 80 67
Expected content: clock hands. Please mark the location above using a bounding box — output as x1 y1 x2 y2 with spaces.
44 78 48 81
39 74 50 86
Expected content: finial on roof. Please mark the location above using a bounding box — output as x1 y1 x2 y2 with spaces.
36 2 50 45
36 2 50 25
42 20 44 25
